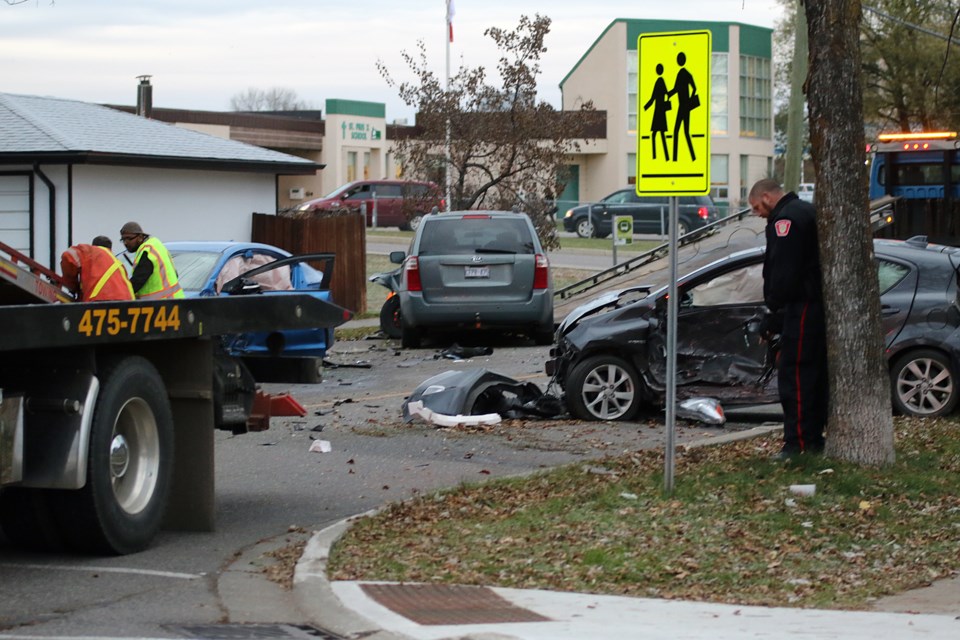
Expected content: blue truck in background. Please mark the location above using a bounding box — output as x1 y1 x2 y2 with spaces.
869 131 960 245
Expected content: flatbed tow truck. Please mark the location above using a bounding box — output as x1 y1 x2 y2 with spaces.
0 242 351 554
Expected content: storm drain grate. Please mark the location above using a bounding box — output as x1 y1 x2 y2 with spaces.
167 623 344 639
361 583 551 626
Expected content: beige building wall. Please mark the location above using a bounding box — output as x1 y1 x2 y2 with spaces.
562 19 775 212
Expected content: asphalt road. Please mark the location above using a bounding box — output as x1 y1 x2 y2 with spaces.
0 332 779 639
0 221 777 639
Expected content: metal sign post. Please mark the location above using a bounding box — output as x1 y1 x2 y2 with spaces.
664 196 679 492
635 29 711 494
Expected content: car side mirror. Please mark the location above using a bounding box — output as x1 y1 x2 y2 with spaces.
389 250 406 264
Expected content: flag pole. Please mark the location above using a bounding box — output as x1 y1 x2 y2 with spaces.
444 0 453 211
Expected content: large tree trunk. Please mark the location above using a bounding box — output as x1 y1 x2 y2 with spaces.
804 0 895 465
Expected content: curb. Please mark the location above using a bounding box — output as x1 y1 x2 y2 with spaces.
292 512 410 640
292 423 783 638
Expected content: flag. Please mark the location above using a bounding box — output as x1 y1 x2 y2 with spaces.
446 0 455 43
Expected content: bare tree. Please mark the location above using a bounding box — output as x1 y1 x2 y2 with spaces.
804 0 895 465
378 14 599 249
229 87 314 112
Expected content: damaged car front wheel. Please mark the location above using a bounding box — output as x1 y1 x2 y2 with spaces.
567 355 642 421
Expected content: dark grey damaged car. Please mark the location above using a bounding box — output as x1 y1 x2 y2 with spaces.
546 237 960 421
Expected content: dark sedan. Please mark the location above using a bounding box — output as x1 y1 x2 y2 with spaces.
561 189 720 238
546 237 960 420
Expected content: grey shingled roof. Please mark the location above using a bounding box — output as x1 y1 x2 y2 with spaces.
0 92 319 172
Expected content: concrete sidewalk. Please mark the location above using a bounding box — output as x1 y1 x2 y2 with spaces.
294 516 960 640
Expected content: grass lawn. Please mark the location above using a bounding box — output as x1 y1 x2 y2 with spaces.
328 417 960 610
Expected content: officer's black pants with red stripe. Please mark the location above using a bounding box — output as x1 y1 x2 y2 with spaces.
777 301 828 454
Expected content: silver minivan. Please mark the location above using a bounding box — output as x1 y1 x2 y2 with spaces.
391 211 554 348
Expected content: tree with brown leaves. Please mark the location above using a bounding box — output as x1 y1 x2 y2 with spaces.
378 14 600 250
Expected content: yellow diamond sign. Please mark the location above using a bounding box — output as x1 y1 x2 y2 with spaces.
636 30 711 196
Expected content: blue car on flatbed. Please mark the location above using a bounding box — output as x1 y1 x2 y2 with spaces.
166 241 337 360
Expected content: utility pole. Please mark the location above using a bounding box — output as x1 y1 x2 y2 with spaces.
784 0 808 193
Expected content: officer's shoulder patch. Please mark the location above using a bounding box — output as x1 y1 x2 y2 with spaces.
775 219 792 237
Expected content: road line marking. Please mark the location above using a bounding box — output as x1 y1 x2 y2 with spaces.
0 562 202 580
0 636 173 640
0 633 170 640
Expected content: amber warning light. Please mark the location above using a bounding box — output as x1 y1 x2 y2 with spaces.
877 131 957 142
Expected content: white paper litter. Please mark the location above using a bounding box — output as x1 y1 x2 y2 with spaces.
309 440 332 453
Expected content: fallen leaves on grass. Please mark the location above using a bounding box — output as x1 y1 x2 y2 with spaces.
328 416 960 610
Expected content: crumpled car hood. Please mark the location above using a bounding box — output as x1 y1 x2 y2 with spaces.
558 285 654 335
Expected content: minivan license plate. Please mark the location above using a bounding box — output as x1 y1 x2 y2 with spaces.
465 266 490 278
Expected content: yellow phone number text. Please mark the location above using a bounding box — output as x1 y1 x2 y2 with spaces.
77 305 182 337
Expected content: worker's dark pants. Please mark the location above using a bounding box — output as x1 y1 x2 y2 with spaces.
777 301 828 454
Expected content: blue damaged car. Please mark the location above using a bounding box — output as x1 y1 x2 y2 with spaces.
166 241 338 359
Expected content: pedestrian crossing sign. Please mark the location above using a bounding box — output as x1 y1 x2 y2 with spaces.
636 30 711 196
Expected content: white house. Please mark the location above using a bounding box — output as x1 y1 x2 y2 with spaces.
0 92 322 269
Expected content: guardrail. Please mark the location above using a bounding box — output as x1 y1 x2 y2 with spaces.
554 207 751 301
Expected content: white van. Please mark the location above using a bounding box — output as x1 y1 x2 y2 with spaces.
798 183 815 202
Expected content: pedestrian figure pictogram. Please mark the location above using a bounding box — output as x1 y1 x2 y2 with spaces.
668 51 699 162
642 63 671 161
636 30 711 196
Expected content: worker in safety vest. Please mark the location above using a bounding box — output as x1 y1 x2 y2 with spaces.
60 236 135 302
119 221 185 300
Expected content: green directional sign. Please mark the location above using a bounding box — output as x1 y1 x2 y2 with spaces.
615 215 633 245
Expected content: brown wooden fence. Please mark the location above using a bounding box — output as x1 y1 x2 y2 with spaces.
251 212 367 314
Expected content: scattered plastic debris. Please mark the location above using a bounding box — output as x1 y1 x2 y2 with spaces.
405 400 502 428
402 369 563 423
435 343 494 361
322 359 372 369
677 397 726 425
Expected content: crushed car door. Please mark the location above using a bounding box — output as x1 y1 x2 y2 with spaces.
651 261 776 404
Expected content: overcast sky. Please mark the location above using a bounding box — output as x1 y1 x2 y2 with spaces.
2 0 785 122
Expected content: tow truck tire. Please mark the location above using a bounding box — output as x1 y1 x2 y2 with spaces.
56 356 174 554
379 294 402 339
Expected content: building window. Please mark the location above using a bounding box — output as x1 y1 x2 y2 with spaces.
711 53 728 136
739 54 771 139
740 154 749 201
627 152 636 183
347 151 357 182
627 53 638 133
710 154 729 202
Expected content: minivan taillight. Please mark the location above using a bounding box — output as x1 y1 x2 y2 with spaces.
698 206 710 220
533 253 550 290
404 256 422 292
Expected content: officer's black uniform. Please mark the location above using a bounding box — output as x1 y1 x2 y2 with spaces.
762 192 827 454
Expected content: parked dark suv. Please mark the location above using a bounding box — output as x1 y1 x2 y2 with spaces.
294 179 443 230
562 189 720 238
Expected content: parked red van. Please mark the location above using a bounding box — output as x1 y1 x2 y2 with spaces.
293 180 443 230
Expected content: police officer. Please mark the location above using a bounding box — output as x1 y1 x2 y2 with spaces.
119 221 185 300
748 179 827 458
